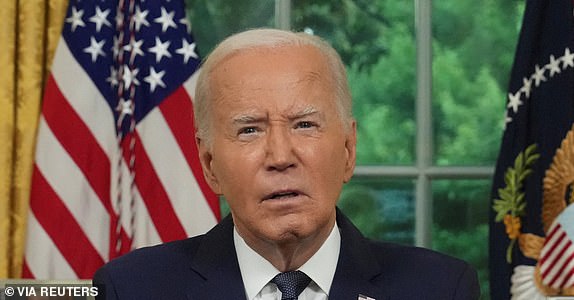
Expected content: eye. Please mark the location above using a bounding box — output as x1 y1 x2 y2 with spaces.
238 127 258 135
295 121 316 129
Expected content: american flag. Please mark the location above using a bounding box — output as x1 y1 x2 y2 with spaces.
23 0 219 279
489 0 574 298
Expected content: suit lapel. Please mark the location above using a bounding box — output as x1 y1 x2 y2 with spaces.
185 215 247 299
183 210 390 300
329 210 389 300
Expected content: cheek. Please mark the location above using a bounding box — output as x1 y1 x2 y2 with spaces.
309 138 349 175
212 148 260 193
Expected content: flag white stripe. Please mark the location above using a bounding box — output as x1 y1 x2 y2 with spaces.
544 241 574 287
550 256 574 288
541 237 568 275
541 231 567 273
540 222 560 259
131 187 164 248
25 214 76 279
138 108 217 236
35 117 110 260
557 250 574 287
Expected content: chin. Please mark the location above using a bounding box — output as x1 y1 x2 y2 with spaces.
270 221 316 242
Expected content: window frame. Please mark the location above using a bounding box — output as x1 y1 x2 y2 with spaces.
274 0 494 248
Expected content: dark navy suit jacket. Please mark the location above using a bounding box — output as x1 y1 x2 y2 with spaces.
93 210 480 299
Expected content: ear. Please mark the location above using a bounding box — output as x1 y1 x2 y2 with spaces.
196 136 222 194
343 120 357 183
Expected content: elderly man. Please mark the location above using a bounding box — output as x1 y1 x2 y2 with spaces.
93 28 479 300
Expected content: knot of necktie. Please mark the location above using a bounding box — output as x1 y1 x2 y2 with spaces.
271 270 311 300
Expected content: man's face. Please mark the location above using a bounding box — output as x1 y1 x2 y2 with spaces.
198 45 356 246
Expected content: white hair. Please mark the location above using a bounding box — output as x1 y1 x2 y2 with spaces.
194 28 353 146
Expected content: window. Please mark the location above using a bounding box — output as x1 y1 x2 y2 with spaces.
186 1 524 298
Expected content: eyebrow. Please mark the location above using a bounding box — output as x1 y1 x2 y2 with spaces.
232 114 264 125
231 106 321 125
291 106 320 120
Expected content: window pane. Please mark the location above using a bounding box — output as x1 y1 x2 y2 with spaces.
339 177 415 245
432 179 491 299
292 1 416 165
185 0 275 56
432 1 524 166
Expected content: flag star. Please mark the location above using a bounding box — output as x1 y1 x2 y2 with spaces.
176 39 198 63
106 67 118 87
89 6 111 32
66 6 85 32
532 64 546 87
547 55 562 77
180 17 192 33
122 65 140 90
144 67 167 92
148 37 172 63
124 38 145 58
563 48 574 68
154 7 177 33
83 37 106 62
507 91 523 113
116 98 134 117
133 6 150 31
520 77 532 98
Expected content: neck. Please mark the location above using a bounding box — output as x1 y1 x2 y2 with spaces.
238 219 335 272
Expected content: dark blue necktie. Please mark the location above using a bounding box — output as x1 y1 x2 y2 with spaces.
271 270 311 300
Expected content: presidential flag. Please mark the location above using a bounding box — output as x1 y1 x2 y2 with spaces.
23 0 220 279
490 0 574 298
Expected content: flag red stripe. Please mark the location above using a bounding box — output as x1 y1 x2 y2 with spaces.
42 75 112 213
30 166 105 278
541 231 568 277
548 249 574 287
131 132 188 241
540 229 566 265
546 223 560 241
158 87 221 220
558 263 574 287
21 260 33 278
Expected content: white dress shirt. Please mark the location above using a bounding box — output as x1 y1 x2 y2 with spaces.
234 224 341 300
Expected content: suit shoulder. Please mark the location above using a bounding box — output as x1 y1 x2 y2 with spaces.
367 240 479 298
93 235 207 299
94 235 205 287
370 240 470 271
105 235 204 271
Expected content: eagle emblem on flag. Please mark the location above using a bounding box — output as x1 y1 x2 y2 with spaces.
495 127 574 298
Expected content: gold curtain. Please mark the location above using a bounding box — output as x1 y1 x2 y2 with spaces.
0 0 67 278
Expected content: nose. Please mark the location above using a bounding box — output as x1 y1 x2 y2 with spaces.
265 126 296 172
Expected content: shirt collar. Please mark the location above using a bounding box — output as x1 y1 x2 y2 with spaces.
234 224 341 300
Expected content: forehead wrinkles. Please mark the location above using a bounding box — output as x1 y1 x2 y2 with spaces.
209 47 333 116
213 69 326 106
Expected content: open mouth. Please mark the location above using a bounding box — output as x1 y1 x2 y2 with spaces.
264 190 301 200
